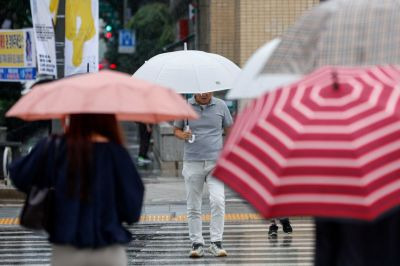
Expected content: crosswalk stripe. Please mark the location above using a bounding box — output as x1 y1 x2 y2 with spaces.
148 234 314 240
0 220 314 265
130 258 313 264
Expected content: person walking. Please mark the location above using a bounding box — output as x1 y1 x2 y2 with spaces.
137 122 152 166
174 92 233 258
9 114 144 266
268 218 293 238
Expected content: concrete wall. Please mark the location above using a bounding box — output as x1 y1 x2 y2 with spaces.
237 0 319 66
153 122 184 177
207 0 319 66
209 0 238 63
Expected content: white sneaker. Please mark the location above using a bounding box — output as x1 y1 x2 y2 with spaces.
137 156 152 166
189 243 204 258
209 241 227 257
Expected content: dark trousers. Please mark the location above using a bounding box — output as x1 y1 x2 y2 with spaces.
138 123 151 158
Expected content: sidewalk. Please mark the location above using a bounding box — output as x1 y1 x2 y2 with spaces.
0 123 257 222
0 181 24 203
141 175 255 216
0 173 259 224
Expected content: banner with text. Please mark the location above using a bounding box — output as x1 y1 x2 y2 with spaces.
0 29 37 81
30 0 57 77
65 0 98 76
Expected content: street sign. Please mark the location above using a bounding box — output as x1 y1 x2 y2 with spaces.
118 29 135 53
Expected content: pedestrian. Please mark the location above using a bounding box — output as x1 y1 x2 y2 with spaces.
9 114 144 266
268 218 293 238
137 122 152 166
174 92 233 258
314 207 400 266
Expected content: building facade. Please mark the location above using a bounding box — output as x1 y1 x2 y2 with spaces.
197 0 320 66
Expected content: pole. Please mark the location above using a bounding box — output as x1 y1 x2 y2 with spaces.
123 0 129 26
195 0 199 50
55 0 65 79
52 0 65 134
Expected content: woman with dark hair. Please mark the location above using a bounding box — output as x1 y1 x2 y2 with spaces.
9 114 144 266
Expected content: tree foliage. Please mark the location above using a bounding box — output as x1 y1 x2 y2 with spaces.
0 0 32 29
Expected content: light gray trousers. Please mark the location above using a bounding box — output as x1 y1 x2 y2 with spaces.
182 160 225 245
51 245 127 266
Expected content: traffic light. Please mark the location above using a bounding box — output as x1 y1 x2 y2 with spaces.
105 32 113 39
104 23 113 39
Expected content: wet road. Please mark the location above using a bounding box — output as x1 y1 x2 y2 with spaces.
0 124 315 265
0 219 314 265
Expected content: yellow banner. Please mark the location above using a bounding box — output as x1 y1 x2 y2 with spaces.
0 30 34 68
0 31 24 67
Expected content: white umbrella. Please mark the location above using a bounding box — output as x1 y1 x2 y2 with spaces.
227 38 301 99
133 49 241 94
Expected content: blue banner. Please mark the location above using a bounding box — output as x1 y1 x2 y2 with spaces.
0 67 37 81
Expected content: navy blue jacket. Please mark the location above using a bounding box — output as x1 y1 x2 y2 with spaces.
9 137 144 248
315 207 400 266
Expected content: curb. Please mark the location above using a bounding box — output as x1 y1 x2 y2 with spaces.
0 188 25 201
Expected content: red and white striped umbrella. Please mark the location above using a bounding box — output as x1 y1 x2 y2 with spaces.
214 65 400 221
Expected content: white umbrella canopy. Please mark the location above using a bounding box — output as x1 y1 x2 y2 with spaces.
227 38 302 99
133 50 241 94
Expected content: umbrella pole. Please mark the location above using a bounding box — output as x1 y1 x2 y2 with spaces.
332 70 339 90
185 94 189 126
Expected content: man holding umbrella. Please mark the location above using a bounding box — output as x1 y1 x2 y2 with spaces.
174 92 233 258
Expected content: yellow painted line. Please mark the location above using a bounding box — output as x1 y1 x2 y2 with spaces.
0 213 263 225
0 218 19 225
138 213 263 223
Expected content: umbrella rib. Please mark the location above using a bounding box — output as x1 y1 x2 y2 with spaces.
154 60 170 86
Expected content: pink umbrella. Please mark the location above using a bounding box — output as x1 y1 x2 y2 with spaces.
6 70 198 123
214 65 400 221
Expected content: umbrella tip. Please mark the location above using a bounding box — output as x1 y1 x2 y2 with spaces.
184 42 187 50
332 70 339 91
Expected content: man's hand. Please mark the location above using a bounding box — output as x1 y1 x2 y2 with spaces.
224 126 231 136
146 124 152 133
174 127 192 141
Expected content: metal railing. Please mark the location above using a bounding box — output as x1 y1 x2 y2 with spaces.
0 121 50 187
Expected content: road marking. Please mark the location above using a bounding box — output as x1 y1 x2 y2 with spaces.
0 213 308 225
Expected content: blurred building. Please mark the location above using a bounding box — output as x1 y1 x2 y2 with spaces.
197 0 319 66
